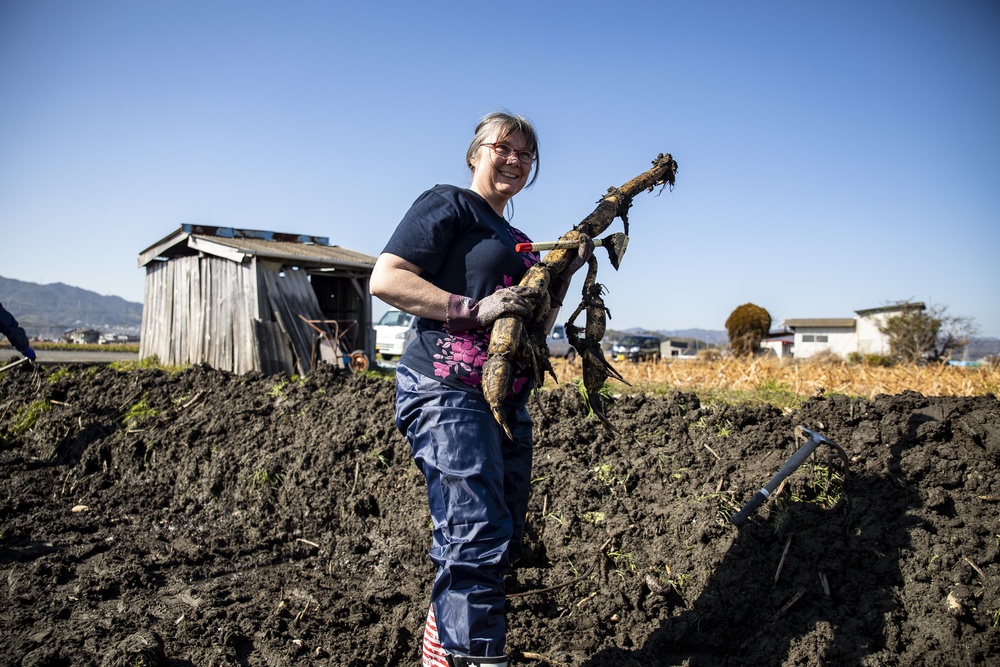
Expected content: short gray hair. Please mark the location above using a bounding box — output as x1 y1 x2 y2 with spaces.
465 111 540 188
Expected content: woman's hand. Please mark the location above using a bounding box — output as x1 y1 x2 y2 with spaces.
447 286 541 333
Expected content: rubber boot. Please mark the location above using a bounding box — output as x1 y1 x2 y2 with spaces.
446 655 508 667
421 606 448 667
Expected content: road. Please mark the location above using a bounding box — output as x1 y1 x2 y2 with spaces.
3 349 140 366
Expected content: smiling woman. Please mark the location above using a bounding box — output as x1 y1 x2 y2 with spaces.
465 115 540 217
368 112 544 667
368 111 592 667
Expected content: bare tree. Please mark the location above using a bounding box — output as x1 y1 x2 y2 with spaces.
876 301 977 363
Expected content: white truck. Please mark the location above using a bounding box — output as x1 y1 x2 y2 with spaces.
374 310 417 361
546 324 577 361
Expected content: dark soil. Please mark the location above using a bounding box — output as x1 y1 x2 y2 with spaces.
1 362 998 666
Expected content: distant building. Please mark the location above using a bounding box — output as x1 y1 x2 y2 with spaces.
138 225 377 375
781 302 925 359
660 338 698 359
100 333 140 345
63 328 102 345
760 328 794 358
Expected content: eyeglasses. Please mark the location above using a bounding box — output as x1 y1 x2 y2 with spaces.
481 142 536 164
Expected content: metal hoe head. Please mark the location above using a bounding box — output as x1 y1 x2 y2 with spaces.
599 232 629 270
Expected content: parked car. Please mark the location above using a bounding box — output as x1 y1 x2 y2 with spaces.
374 310 417 361
611 334 661 362
546 324 577 361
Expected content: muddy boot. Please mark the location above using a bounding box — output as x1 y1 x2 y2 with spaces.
421 606 448 667
446 656 508 667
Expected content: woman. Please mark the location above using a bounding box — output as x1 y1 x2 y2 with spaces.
370 111 588 667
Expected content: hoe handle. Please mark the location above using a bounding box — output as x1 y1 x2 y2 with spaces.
515 238 608 253
730 427 831 526
0 357 31 373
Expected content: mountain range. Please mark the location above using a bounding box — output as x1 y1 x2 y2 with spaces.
960 337 1000 362
0 275 143 340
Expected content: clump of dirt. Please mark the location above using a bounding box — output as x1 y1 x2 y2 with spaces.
1 363 998 666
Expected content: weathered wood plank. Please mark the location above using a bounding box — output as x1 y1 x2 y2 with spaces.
263 268 330 375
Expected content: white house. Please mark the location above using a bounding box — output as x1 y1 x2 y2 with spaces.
661 338 695 359
781 302 925 359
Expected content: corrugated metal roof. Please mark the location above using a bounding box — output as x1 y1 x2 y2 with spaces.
180 224 330 245
784 318 856 329
139 226 377 269
198 235 376 267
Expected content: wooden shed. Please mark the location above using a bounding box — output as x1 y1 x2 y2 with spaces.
138 225 378 375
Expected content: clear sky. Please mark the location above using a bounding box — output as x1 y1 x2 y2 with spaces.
2 1 998 336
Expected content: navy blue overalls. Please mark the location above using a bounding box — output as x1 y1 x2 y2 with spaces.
395 363 533 658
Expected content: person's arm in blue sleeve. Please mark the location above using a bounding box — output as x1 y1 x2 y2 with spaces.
0 302 34 359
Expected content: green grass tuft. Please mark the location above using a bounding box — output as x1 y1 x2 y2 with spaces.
0 399 51 448
121 398 158 429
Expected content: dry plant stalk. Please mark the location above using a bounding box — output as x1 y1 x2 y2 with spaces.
777 590 806 616
548 357 999 399
963 556 986 580
774 535 793 585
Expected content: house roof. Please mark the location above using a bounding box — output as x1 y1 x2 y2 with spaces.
780 303 927 331
138 225 377 270
855 302 925 316
783 318 857 329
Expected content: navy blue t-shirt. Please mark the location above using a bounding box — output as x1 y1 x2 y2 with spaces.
382 184 539 398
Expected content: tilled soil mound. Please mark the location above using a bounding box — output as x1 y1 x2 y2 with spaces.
1 363 998 666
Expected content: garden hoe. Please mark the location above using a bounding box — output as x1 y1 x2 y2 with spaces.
730 426 849 526
0 357 32 373
515 232 629 270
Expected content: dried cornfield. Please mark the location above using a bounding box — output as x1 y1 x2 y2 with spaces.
547 356 999 402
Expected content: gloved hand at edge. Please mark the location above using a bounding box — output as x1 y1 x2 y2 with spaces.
22 346 36 362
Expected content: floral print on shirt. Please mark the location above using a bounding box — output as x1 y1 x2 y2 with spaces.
432 329 489 387
509 226 539 269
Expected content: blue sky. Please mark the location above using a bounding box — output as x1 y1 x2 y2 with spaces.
2 0 998 336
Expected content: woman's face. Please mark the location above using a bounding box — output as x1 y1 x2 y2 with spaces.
469 130 534 212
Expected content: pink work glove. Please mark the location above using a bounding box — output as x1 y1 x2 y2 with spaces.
447 286 539 333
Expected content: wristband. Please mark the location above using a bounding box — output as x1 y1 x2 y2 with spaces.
446 294 479 333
